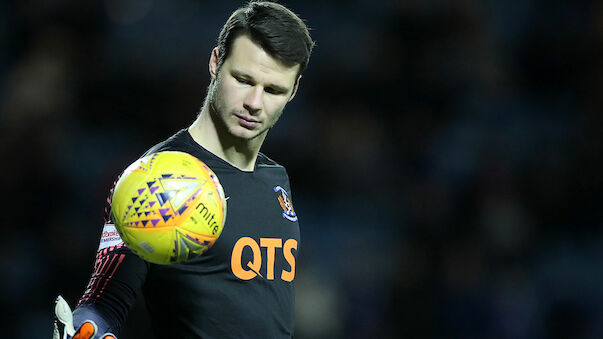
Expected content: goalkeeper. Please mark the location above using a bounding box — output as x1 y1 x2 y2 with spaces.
54 1 314 338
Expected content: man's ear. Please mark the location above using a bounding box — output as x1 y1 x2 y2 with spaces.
288 75 302 102
209 47 219 80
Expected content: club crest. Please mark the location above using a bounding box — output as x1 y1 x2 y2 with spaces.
273 186 297 222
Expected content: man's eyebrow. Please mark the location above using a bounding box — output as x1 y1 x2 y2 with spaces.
231 70 252 79
231 69 290 93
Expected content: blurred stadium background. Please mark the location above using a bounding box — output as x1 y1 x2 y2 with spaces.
1 0 602 338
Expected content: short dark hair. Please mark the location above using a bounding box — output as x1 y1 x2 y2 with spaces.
216 1 314 78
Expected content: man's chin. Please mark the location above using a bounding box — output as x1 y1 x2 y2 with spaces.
228 125 266 141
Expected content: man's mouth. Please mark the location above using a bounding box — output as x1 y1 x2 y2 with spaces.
235 113 260 129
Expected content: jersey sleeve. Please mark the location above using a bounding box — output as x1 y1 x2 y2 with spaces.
73 177 150 334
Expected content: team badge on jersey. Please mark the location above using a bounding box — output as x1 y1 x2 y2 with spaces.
273 186 297 222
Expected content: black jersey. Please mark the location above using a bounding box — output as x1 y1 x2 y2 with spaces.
74 129 301 338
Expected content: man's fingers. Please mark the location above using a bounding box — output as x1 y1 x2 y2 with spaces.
53 296 112 339
73 321 97 339
55 295 76 336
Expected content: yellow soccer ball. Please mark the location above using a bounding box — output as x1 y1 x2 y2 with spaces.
111 151 227 264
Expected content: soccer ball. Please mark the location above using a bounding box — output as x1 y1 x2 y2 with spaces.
111 151 227 264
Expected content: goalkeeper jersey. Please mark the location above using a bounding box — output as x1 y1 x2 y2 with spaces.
74 129 301 338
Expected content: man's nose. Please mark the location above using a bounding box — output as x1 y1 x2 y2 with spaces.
243 87 263 115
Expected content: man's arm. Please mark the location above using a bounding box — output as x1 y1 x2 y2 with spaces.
73 233 149 335
70 174 150 336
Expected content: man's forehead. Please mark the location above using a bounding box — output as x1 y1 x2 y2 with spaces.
226 35 300 80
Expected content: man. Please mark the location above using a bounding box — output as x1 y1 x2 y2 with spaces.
54 1 314 338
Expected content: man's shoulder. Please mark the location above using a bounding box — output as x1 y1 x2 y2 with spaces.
139 130 289 176
142 129 192 156
256 152 285 170
255 152 293 186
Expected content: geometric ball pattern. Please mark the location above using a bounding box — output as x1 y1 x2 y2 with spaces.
121 173 206 229
111 151 227 265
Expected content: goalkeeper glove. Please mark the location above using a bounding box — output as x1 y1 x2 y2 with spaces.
53 295 117 339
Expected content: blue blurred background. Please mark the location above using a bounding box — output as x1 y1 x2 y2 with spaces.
1 0 602 338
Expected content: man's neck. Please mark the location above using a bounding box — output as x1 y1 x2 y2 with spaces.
188 107 264 172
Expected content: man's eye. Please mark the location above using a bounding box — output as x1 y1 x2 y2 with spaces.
265 87 282 95
235 77 250 85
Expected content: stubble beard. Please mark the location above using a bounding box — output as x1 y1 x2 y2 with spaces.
206 77 277 143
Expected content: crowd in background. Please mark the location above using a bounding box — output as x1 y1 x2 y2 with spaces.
1 0 601 338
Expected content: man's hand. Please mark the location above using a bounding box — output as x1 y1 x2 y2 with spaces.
53 295 117 339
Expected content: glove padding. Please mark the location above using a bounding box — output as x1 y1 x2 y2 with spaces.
53 295 117 339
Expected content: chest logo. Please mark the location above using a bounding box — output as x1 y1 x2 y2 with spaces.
273 186 298 222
